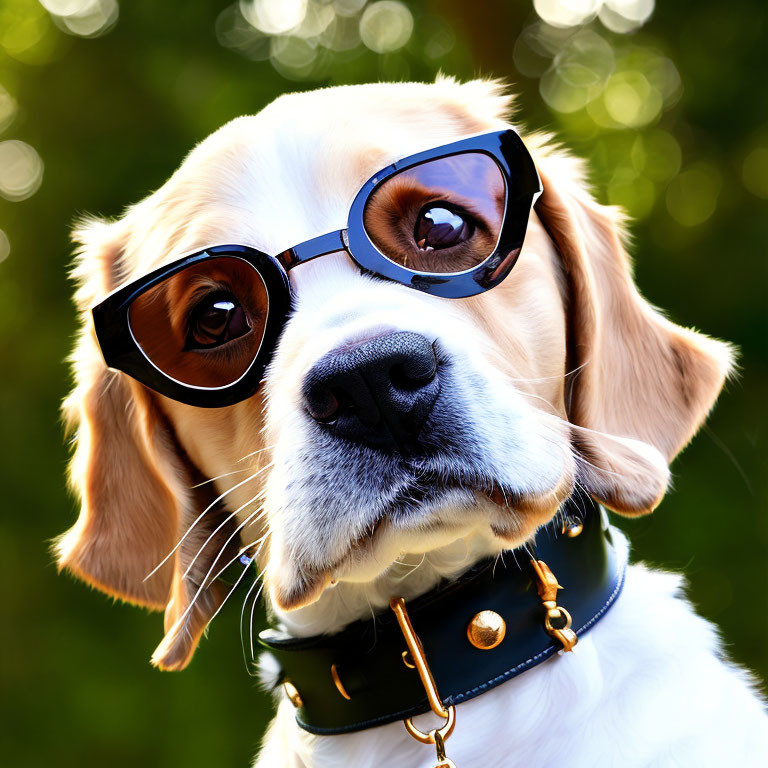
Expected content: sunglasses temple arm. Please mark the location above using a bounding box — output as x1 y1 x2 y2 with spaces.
278 229 348 271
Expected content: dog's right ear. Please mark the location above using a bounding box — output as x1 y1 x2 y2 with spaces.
56 218 186 609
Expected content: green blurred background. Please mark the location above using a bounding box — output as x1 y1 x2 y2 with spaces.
1 0 766 765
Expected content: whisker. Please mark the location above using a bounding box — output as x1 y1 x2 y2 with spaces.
168 517 269 634
191 468 252 488
189 504 269 596
364 593 378 653
237 445 275 464
505 361 588 385
248 567 269 659
239 570 263 674
703 424 753 494
143 462 272 582
508 388 566 419
165 547 248 637
195 443 275 487
235 538 273 669
392 552 427 579
204 557 255 627
208 531 269 584
182 491 268 579
571 447 626 481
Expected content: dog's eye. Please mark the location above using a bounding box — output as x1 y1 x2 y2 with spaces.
187 291 252 349
414 205 474 251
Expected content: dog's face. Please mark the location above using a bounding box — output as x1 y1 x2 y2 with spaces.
57 80 732 670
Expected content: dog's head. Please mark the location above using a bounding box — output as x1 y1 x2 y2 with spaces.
56 79 732 670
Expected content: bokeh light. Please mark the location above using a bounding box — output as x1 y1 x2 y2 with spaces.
0 84 17 133
599 0 654 33
423 17 455 61
0 139 44 201
666 162 722 227
270 35 318 79
742 145 768 199
641 129 682 181
38 0 89 13
215 4 271 61
359 1 413 54
539 28 614 113
0 228 9 264
0 1 60 64
518 2 692 222
318 12 361 51
240 0 307 36
41 0 119 39
602 70 661 127
534 0 655 32
534 0 600 29
608 167 655 219
217 0 417 78
333 0 367 16
294 1 335 38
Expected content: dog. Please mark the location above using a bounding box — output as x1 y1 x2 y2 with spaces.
57 78 768 767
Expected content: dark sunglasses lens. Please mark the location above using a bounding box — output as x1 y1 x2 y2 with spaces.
363 152 507 274
128 257 269 389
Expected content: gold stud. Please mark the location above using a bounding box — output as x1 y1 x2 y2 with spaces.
466 610 506 650
283 680 303 708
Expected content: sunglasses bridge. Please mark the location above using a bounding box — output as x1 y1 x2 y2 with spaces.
278 228 349 272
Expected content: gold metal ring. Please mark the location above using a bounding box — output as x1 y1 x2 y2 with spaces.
283 680 303 709
544 606 573 633
403 705 456 745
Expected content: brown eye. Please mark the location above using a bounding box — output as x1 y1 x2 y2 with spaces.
187 291 252 349
414 205 474 251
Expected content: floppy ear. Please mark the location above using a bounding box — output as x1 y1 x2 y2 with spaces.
57 218 242 669
532 151 734 515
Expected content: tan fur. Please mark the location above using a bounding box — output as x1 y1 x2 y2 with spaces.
56 78 732 669
57 222 183 609
58 220 268 668
531 156 733 514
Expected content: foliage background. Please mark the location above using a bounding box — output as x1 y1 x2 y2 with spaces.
1 0 765 765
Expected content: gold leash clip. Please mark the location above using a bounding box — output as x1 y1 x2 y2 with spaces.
530 559 578 652
390 597 458 767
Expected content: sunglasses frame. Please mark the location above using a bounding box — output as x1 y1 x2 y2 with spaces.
92 129 542 408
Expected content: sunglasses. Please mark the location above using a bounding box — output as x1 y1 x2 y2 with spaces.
92 129 541 408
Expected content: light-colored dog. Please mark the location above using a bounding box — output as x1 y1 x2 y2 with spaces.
57 79 767 766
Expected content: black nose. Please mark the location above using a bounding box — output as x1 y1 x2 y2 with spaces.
303 331 440 451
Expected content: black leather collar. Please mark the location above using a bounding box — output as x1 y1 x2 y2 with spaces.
258 500 626 735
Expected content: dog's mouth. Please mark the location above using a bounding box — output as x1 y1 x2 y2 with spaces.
269 469 573 612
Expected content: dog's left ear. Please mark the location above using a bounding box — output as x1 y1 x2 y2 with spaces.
533 153 734 515
56 216 242 670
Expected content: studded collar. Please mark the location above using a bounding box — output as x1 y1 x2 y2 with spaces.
258 499 626 736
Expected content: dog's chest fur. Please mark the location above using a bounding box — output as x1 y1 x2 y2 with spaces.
255 545 768 767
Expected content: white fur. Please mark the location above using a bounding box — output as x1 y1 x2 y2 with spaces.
257 530 768 767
